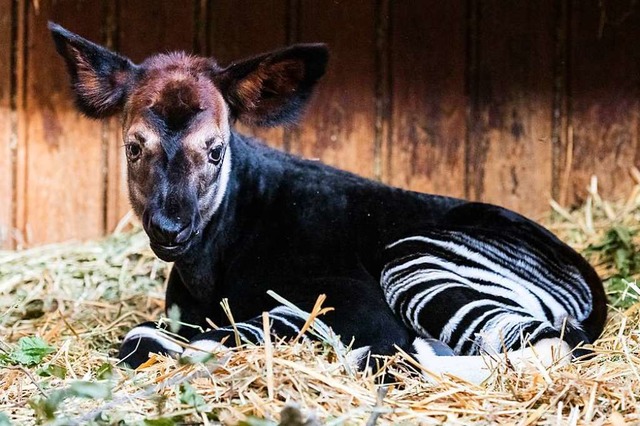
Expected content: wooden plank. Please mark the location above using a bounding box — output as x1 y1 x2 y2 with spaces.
117 1 196 62
562 0 640 206
467 1 555 217
106 0 198 230
386 0 467 197
17 0 107 245
292 0 377 178
207 0 287 148
0 0 13 247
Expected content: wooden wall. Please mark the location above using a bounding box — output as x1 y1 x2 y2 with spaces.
0 0 639 248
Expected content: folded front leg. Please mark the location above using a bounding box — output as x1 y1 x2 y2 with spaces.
182 305 310 362
118 321 186 368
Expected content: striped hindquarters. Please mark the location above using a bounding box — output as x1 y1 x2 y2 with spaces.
381 228 593 355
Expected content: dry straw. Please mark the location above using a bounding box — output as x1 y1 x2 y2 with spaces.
2 177 640 425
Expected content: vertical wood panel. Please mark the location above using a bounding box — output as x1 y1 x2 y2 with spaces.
292 0 377 178
5 1 640 245
467 1 555 217
386 0 467 197
117 1 196 63
564 0 640 206
0 0 13 247
208 0 287 148
106 0 198 230
17 0 106 245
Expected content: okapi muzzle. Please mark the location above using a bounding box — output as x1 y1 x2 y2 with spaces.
140 150 202 259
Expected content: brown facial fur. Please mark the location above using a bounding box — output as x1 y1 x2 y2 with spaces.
122 53 231 222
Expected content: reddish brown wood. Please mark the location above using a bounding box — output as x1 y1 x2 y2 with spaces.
292 0 377 179
0 0 13 247
106 0 198 230
207 0 288 148
467 1 555 217
386 0 467 197
7 1 640 245
17 0 107 245
563 0 640 206
117 0 196 63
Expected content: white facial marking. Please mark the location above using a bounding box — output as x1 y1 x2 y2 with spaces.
210 144 232 214
125 123 160 149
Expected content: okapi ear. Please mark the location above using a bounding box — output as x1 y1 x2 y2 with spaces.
48 22 138 118
216 44 329 127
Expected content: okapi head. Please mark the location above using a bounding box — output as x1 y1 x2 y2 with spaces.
49 22 328 260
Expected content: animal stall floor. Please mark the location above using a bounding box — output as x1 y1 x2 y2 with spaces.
1 180 640 425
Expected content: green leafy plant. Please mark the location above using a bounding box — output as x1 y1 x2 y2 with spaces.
5 336 55 366
586 226 640 277
95 362 113 380
586 226 640 309
179 383 206 411
30 381 112 422
144 417 179 426
37 363 67 379
605 277 640 310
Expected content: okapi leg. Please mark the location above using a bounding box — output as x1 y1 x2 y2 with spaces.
412 336 571 384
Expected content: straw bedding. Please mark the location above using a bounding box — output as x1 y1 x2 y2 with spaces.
2 177 640 425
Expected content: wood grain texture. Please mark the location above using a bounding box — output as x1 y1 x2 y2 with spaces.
17 0 107 245
291 0 377 178
0 0 13 247
106 0 198 230
207 0 287 148
117 0 196 63
386 0 467 197
5 1 640 245
467 1 555 217
563 0 640 206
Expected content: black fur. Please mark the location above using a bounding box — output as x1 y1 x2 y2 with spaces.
120 133 606 367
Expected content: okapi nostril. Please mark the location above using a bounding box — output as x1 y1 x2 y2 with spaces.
175 222 194 244
147 214 192 247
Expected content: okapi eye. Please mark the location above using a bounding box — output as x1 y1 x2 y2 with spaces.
208 145 224 165
125 143 142 162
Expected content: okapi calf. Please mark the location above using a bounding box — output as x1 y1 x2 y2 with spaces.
50 22 606 383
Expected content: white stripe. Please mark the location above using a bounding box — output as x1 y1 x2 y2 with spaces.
457 232 591 312
401 265 527 315
408 283 464 331
269 314 301 334
182 339 229 364
211 143 232 214
236 323 265 342
217 326 249 343
448 306 505 353
385 255 540 320
270 305 306 320
481 312 538 352
392 236 570 319
440 300 504 345
123 326 184 354
449 232 590 315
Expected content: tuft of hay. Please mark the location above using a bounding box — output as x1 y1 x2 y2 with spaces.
2 177 640 425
